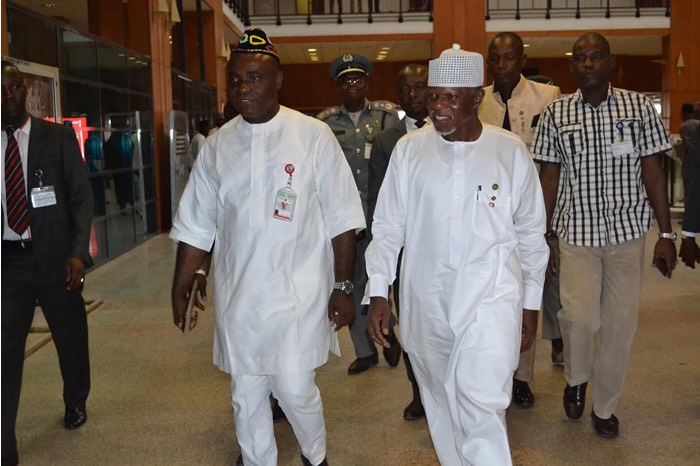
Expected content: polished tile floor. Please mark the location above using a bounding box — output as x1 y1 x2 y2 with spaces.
15 226 700 465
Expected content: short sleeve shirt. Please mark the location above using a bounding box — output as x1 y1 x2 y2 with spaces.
531 86 672 247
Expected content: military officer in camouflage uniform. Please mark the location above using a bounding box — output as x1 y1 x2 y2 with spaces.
318 53 402 375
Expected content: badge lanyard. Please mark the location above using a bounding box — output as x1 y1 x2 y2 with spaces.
273 164 297 221
30 169 57 208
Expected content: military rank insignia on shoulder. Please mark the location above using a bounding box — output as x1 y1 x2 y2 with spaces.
317 106 341 120
370 100 397 113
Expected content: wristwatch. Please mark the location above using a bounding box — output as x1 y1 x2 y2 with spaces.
333 280 354 294
658 232 677 241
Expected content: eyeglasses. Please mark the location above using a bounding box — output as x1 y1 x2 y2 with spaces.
338 77 366 86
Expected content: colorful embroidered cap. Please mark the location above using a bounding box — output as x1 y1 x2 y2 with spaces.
233 27 279 61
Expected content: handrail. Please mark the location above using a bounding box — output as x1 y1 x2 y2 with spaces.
484 0 670 21
224 0 432 25
223 0 667 25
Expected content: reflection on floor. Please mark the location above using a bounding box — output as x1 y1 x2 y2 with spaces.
17 226 700 465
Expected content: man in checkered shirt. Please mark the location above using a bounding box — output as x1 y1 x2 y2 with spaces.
532 32 677 440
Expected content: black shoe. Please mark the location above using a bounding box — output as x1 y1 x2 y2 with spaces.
591 411 619 439
403 397 425 421
383 328 402 367
551 338 564 366
301 454 328 466
1 451 18 466
511 379 535 409
271 398 287 422
347 351 378 374
236 454 244 465
64 406 87 430
563 383 587 420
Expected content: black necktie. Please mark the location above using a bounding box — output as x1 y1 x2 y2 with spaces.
415 120 426 128
5 126 29 235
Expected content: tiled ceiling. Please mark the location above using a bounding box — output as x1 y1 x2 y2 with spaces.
275 40 434 65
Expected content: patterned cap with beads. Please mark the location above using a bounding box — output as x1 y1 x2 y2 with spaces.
233 27 279 61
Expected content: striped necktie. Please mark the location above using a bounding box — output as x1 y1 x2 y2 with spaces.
5 126 30 235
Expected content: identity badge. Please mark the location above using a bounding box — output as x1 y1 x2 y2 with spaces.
273 164 297 221
31 185 57 208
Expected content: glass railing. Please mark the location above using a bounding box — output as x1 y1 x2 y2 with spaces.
224 0 432 26
485 0 669 20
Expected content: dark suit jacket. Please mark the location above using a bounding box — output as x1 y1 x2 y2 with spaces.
367 118 407 239
683 151 700 233
681 119 700 233
24 116 93 282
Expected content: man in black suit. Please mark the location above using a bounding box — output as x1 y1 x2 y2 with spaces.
679 102 700 268
2 61 93 466
367 63 429 421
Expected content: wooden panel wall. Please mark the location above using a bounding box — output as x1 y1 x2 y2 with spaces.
278 60 423 114
278 55 663 113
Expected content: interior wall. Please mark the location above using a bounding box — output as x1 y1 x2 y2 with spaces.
524 55 663 94
278 55 664 114
278 61 420 114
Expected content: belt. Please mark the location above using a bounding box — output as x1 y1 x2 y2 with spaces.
2 240 33 253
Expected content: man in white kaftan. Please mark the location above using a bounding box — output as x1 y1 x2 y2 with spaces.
365 45 548 465
170 28 365 466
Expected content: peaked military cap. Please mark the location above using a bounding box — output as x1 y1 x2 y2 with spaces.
233 27 279 61
329 53 373 80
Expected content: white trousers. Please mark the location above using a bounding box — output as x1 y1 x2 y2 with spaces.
231 371 326 466
408 306 516 466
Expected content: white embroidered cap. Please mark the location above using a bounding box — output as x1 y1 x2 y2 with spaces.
428 44 484 88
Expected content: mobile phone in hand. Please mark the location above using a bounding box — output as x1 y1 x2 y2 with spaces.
654 257 669 277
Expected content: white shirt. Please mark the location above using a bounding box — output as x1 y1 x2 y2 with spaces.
404 116 432 133
170 106 365 375
1 117 32 241
365 124 548 349
189 132 207 167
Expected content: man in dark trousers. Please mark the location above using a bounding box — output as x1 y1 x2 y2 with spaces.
680 102 700 268
318 52 401 375
1 60 93 466
367 63 430 421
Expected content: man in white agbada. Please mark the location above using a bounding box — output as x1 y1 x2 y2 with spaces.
365 45 549 465
170 28 365 466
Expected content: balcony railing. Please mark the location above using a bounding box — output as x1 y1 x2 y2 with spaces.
485 0 670 20
224 0 432 26
224 0 669 27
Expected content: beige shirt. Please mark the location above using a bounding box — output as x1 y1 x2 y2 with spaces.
479 75 561 148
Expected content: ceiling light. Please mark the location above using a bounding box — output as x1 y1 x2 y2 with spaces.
128 56 136 60
376 56 385 60
523 44 530 48
565 52 573 56
307 48 317 52
380 47 390 51
44 3 56 7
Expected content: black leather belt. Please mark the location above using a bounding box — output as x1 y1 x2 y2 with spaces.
2 240 33 252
